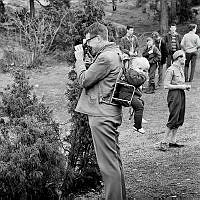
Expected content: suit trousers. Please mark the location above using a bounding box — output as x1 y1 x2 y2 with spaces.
166 52 175 68
184 52 198 82
148 63 158 85
88 114 127 200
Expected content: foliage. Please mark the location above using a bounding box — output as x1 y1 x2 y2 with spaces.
0 69 66 199
191 0 200 6
46 0 71 9
43 0 106 63
62 0 107 198
0 0 5 23
4 7 67 68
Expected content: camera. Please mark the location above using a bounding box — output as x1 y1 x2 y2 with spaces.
74 39 93 69
82 42 93 69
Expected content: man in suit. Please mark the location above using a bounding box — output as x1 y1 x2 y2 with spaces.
74 22 127 200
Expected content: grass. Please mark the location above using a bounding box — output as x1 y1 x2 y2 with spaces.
0 1 200 199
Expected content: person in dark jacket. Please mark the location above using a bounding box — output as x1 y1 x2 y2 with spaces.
75 22 127 200
120 25 139 57
152 31 168 88
164 23 182 68
142 37 161 94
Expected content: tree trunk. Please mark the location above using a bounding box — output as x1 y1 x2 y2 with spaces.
160 0 168 35
30 0 35 18
171 0 177 23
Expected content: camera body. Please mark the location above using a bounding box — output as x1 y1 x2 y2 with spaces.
82 43 93 69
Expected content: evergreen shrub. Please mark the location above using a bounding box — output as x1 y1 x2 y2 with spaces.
62 0 108 198
0 69 66 200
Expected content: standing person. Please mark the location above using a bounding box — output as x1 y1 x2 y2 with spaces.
74 22 126 200
181 23 200 82
152 31 168 88
120 25 139 58
164 23 182 68
142 37 161 94
159 50 191 151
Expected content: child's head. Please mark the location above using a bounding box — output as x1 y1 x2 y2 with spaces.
146 37 154 47
131 57 150 77
152 31 160 42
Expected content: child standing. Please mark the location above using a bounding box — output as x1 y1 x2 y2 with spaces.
142 37 161 94
159 50 191 151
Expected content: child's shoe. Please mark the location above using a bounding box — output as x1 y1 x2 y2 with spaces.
158 142 168 151
133 126 145 134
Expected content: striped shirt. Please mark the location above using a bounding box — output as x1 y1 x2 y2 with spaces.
171 34 177 52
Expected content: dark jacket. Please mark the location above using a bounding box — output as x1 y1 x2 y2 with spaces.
164 32 182 54
154 38 168 65
142 45 161 65
120 35 139 56
120 69 146 98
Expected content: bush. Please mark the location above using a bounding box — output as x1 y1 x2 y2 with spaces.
62 0 107 198
0 69 66 199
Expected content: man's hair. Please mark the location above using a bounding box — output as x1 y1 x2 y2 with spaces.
146 37 153 42
188 23 197 31
170 23 176 27
127 25 134 30
86 22 108 41
152 31 160 38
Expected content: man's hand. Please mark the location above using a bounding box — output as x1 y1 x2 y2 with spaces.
74 44 84 61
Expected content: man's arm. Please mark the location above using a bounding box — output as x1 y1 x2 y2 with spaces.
180 35 186 51
134 35 139 53
75 53 111 88
196 35 200 49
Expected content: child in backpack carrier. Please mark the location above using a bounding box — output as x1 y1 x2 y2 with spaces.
118 57 150 134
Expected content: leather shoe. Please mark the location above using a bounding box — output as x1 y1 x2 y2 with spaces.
169 143 184 148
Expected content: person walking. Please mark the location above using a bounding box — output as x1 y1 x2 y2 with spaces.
142 37 161 94
164 23 182 68
74 22 127 200
152 31 168 88
181 23 200 82
159 50 191 151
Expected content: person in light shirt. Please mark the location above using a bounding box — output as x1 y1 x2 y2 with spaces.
159 50 191 151
181 23 200 82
